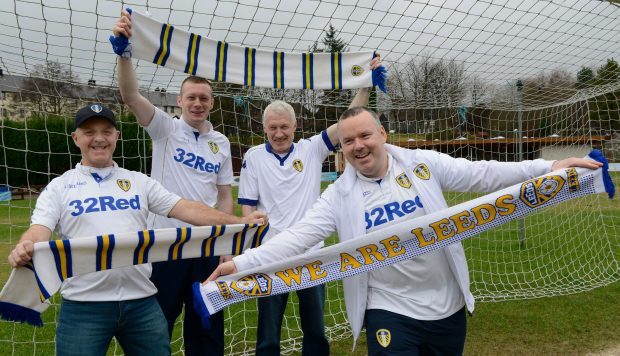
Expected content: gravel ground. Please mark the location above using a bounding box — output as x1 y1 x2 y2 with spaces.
586 345 620 356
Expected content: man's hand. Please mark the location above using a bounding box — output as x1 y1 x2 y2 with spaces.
219 255 233 264
243 211 268 225
205 260 237 284
113 9 132 38
8 240 34 268
370 54 382 70
551 157 603 171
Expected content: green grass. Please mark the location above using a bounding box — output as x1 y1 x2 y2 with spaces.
0 182 619 355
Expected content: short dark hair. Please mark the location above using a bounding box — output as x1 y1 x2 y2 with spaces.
180 76 213 95
339 106 382 127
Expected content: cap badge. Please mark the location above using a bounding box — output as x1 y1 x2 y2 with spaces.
90 104 103 113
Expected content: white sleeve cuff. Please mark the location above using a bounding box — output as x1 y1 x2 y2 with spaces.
232 253 254 272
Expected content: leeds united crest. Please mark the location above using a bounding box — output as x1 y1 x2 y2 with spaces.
351 65 364 76
90 104 103 113
413 163 431 180
519 175 565 208
117 179 131 192
293 159 304 172
395 172 412 189
376 329 391 348
208 141 219 154
231 273 272 297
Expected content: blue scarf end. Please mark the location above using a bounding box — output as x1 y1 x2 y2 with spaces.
0 302 43 327
109 35 129 57
192 282 212 330
109 8 132 57
588 149 615 199
372 65 387 93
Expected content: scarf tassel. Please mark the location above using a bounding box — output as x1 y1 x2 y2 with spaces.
192 282 211 329
372 65 387 93
0 302 43 327
588 149 615 199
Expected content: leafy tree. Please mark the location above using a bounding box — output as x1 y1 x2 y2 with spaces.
21 60 81 115
309 24 348 53
576 67 595 88
322 23 348 52
595 58 620 84
588 58 620 134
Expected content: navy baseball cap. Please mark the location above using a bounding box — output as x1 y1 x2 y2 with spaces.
74 103 116 129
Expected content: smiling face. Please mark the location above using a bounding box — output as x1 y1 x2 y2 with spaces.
338 109 388 178
71 118 119 168
177 81 214 129
263 107 296 155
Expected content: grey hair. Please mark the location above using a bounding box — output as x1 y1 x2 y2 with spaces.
338 106 382 127
263 100 296 126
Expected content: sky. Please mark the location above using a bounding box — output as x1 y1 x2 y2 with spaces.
0 0 618 93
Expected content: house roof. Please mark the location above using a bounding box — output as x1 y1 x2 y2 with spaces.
0 74 27 93
0 73 179 107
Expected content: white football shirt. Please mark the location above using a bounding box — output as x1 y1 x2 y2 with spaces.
31 162 181 301
146 107 233 228
362 154 464 320
238 131 335 247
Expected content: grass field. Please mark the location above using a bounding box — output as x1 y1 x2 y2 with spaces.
0 181 618 355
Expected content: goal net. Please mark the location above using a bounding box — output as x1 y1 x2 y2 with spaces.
1 1 619 355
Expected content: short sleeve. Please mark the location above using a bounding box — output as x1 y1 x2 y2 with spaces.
237 152 259 206
144 175 183 216
145 107 175 141
308 130 335 161
30 180 62 232
217 150 234 185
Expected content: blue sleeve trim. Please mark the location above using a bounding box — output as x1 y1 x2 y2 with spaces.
321 130 337 152
588 149 615 199
238 198 258 206
191 282 212 330
0 302 43 327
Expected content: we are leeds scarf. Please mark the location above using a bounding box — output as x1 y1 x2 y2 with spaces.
0 223 269 326
109 9 387 92
192 150 614 329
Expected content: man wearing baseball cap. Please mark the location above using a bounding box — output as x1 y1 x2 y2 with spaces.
74 103 117 129
7 103 267 355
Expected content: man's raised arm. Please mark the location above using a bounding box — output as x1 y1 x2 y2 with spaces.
113 10 156 126
325 55 383 145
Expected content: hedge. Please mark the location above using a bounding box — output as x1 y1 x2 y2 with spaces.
0 115 149 187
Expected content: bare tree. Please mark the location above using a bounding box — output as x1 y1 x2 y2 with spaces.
21 60 81 115
388 54 466 108
521 69 576 108
387 54 467 137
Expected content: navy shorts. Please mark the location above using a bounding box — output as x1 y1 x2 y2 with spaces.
365 307 467 356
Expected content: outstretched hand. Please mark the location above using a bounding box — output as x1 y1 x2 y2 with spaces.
205 260 237 284
551 157 603 171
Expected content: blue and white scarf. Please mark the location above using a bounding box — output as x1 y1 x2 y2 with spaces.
0 223 268 326
110 9 387 92
192 151 614 328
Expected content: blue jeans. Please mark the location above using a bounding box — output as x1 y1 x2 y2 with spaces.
55 296 170 356
256 284 329 356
